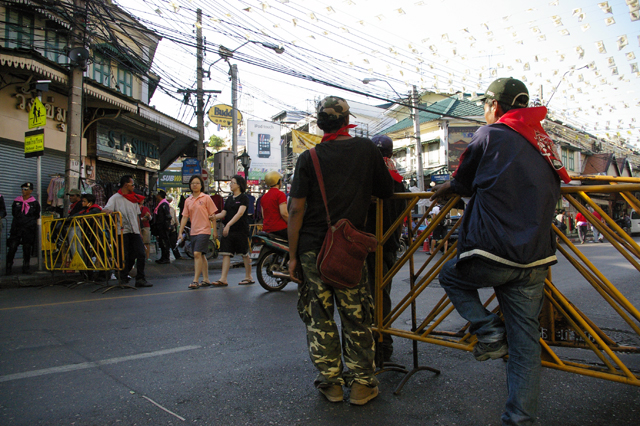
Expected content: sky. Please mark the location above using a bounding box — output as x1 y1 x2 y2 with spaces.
117 0 640 147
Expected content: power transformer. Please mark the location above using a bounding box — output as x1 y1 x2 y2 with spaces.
213 150 235 181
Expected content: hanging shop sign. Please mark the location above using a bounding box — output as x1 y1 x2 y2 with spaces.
96 123 160 170
182 158 202 184
158 171 184 188
431 174 450 184
24 129 45 158
207 104 243 127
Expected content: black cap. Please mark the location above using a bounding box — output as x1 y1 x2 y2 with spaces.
21 182 34 190
473 77 529 107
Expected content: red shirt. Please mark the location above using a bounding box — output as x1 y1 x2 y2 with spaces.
140 206 151 228
261 187 287 233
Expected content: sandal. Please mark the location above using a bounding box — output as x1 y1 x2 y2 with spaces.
211 280 228 287
200 281 211 287
238 279 255 285
188 282 200 289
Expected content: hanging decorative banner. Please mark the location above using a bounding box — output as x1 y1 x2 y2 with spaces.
207 104 243 127
291 130 322 153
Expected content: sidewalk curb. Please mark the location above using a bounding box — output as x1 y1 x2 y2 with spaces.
0 256 247 288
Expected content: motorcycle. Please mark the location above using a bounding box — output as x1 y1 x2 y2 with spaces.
251 232 291 291
178 226 219 260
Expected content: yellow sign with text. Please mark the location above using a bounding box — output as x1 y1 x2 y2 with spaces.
28 98 47 129
207 104 243 127
25 129 44 158
292 130 322 153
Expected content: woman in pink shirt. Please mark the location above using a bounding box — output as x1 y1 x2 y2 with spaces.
178 175 218 289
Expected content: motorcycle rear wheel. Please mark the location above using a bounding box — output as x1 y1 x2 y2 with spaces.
256 251 290 292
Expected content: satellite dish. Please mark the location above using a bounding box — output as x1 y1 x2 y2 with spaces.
68 47 90 69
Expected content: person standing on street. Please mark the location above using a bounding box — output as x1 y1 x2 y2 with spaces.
103 175 152 287
365 134 406 363
139 199 152 262
260 171 288 239
575 211 588 244
590 208 604 243
288 96 393 406
152 190 172 264
167 195 181 260
178 175 218 289
211 175 254 287
432 77 568 426
6 182 40 275
67 188 84 217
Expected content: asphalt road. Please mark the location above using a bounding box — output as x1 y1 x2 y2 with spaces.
1 243 639 426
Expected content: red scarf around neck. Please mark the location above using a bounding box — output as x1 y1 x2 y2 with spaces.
497 107 571 184
118 189 145 204
321 124 357 142
81 204 102 214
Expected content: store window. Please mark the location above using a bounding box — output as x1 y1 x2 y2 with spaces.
117 66 133 97
567 150 575 171
561 148 568 167
93 52 111 87
428 141 439 165
5 9 34 49
44 25 68 64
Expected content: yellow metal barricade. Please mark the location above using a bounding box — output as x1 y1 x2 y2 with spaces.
374 178 640 389
42 212 124 274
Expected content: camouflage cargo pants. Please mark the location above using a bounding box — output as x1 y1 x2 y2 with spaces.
297 250 379 388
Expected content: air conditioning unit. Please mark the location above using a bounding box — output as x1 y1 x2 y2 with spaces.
213 150 235 181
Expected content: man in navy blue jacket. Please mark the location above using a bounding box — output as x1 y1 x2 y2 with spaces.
432 78 565 426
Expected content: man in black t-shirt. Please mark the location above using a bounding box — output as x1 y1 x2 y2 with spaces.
288 96 393 406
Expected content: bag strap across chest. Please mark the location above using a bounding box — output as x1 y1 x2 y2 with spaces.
309 148 332 227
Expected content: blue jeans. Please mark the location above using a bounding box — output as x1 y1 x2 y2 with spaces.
439 257 548 426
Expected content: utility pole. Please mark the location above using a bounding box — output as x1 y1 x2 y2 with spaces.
196 8 204 169
412 85 425 194
66 0 85 203
230 64 238 158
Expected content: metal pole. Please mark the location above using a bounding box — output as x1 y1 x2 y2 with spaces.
412 85 425 193
66 0 84 210
231 64 238 162
36 92 43 271
196 8 205 169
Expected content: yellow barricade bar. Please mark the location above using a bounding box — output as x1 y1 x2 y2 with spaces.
373 178 640 387
42 212 124 272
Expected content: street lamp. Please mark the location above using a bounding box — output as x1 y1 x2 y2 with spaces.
239 148 251 181
362 78 403 99
215 41 285 161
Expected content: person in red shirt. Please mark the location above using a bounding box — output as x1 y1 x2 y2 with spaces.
575 211 588 244
260 171 288 239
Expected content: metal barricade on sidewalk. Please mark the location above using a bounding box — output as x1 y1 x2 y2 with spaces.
42 212 126 291
373 178 640 392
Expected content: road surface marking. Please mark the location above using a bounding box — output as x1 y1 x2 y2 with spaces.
0 345 201 383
